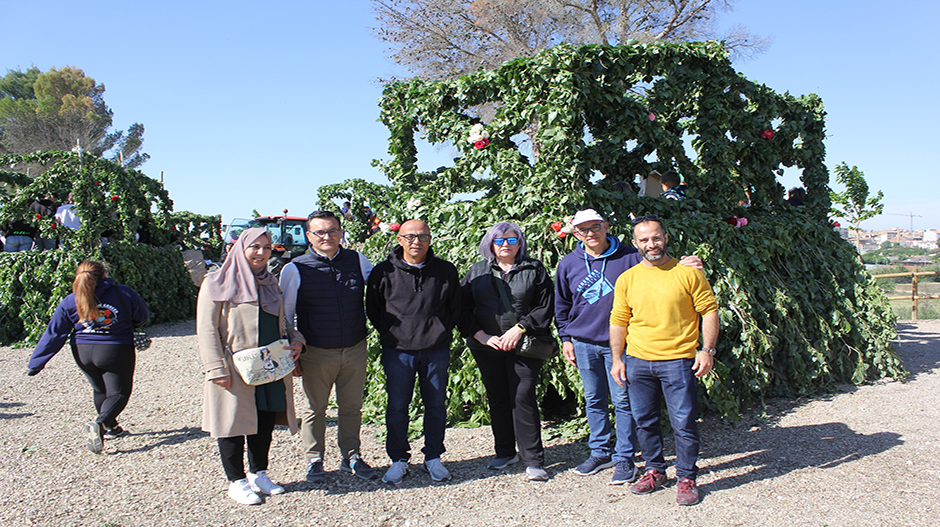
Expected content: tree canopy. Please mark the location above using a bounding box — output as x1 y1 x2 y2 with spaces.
830 162 884 237
372 0 770 80
0 66 149 169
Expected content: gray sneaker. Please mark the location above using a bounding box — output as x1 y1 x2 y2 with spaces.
305 458 325 483
609 460 639 485
487 454 520 470
382 460 409 485
526 466 549 481
423 458 451 481
84 421 103 454
341 454 378 480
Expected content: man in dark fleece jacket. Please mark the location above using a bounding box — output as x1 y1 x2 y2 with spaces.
366 220 461 485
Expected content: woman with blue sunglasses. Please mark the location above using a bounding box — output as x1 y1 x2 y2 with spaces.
459 221 555 481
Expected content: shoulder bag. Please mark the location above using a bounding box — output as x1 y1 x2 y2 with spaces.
231 339 295 386
491 269 558 360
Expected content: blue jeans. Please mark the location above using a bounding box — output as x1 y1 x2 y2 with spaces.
4 235 33 252
573 339 637 462
626 356 700 480
381 347 449 462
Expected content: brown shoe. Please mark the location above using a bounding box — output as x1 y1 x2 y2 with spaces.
629 469 667 495
676 477 700 506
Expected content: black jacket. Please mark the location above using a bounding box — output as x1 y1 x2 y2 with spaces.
366 246 461 351
459 257 554 353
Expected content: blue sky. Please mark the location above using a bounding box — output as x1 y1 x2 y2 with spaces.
3 0 937 231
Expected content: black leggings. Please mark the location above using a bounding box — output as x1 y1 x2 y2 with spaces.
71 341 136 429
218 409 277 481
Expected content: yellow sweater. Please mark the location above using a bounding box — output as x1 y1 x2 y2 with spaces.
609 257 718 361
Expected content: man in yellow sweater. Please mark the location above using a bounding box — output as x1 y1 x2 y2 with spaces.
609 216 718 506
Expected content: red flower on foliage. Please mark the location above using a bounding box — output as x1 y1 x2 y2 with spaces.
648 113 657 121
831 221 841 228
474 138 490 150
557 231 567 239
50 222 57 229
389 222 401 231
724 216 748 228
550 221 563 232
111 195 119 201
35 214 42 220
761 128 774 140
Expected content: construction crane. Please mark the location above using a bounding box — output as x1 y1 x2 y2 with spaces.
886 212 922 232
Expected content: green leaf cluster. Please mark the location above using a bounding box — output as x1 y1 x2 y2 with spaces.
323 41 904 426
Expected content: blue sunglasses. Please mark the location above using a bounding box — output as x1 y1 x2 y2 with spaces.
494 237 519 246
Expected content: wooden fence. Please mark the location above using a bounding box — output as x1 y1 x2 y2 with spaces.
874 271 940 320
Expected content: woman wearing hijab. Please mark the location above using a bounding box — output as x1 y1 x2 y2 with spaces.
27 260 150 453
197 227 305 505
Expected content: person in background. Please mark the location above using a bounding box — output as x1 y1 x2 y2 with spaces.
660 171 686 200
787 187 805 207
55 192 82 231
366 220 461 485
1 218 38 252
459 221 554 481
197 227 305 505
29 193 59 250
27 260 150 453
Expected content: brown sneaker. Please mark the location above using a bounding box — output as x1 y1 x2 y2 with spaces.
676 477 700 506
629 469 667 495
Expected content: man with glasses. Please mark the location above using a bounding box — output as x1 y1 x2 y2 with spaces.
609 216 718 506
280 210 377 483
555 209 701 485
366 220 461 485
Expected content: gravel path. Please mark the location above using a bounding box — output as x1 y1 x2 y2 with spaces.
1 319 937 527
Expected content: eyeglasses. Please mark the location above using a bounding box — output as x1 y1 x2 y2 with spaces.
574 224 604 235
309 228 342 238
398 233 431 243
493 237 519 246
631 214 660 225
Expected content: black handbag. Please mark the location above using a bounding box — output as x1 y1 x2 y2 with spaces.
491 270 558 360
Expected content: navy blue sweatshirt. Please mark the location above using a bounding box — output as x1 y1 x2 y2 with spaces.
28 278 150 371
554 235 641 345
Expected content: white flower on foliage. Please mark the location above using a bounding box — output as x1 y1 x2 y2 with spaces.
378 222 391 233
561 215 575 234
407 197 422 211
467 123 490 143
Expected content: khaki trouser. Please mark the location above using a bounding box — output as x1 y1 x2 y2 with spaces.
298 339 367 462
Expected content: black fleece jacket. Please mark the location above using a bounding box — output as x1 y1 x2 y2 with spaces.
366 246 461 351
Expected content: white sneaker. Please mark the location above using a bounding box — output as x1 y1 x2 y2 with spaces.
382 460 409 485
424 458 451 482
227 478 262 505
248 470 285 495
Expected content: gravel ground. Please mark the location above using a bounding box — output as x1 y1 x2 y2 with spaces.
1 319 938 527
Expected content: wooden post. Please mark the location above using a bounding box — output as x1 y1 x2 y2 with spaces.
912 273 919 321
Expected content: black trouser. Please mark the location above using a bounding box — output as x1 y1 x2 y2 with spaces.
471 348 545 467
218 409 277 481
71 341 136 429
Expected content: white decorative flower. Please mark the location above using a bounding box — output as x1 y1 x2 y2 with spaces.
407 197 422 211
467 123 490 143
378 222 391 233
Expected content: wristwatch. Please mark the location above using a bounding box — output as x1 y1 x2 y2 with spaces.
701 347 717 356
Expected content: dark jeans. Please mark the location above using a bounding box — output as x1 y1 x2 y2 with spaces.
381 346 449 462
472 347 545 468
626 356 700 480
218 409 277 481
71 341 136 429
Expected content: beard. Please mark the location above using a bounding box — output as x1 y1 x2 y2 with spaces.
639 245 667 262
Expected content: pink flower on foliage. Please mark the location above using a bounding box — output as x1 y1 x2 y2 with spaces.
761 128 774 140
550 221 563 232
648 113 657 121
724 216 748 228
474 138 490 150
389 222 401 232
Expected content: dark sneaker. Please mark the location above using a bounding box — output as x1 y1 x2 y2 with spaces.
574 455 614 476
84 421 103 454
103 426 129 439
630 469 667 495
341 454 378 480
487 454 520 470
305 458 326 483
609 460 639 485
676 477 700 506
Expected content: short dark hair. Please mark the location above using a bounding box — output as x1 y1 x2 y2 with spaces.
631 216 667 238
660 170 681 189
307 210 341 230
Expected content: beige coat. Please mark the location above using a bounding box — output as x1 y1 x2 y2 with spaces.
196 284 305 438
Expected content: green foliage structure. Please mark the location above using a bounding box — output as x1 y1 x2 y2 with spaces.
0 151 209 344
321 41 904 426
